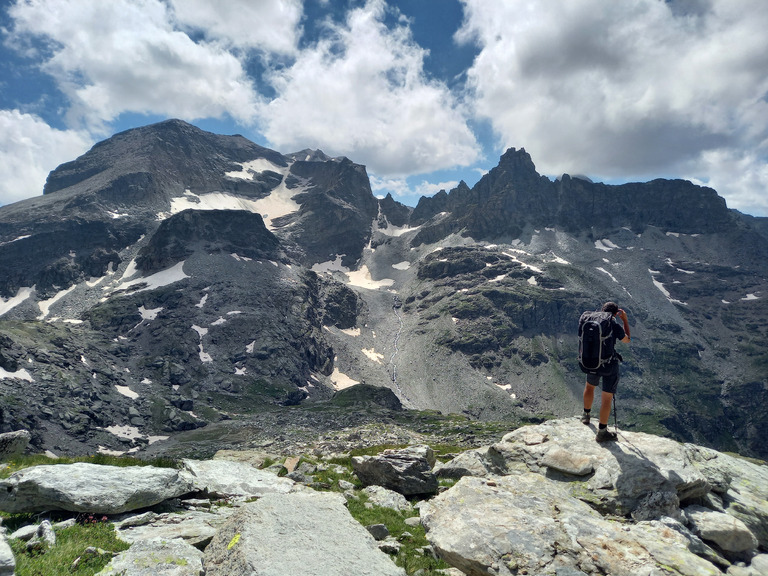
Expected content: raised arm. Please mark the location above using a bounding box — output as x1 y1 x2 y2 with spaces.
617 309 631 343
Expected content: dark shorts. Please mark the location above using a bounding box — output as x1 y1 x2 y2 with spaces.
585 359 620 394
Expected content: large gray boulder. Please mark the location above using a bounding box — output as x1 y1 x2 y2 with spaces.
204 491 406 576
0 463 193 514
352 444 438 496
97 537 204 575
421 474 724 576
0 430 30 459
684 505 759 554
179 459 298 498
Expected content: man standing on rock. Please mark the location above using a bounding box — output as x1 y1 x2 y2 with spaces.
579 301 631 442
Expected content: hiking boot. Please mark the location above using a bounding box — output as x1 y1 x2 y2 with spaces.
595 428 618 443
580 411 590 425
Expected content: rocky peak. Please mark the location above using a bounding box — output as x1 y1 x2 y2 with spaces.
410 147 736 243
42 119 284 206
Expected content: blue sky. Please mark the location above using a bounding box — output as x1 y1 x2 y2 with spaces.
1 0 767 216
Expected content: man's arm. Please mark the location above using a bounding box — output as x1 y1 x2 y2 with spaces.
617 309 631 343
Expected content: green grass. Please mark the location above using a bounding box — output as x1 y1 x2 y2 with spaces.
9 521 129 576
345 494 450 575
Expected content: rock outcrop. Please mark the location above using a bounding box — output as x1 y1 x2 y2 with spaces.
427 419 768 574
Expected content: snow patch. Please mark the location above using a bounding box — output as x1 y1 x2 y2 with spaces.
192 325 213 362
0 367 33 381
596 267 619 283
501 250 543 273
340 327 361 336
113 261 189 294
225 158 286 179
103 425 143 440
121 259 139 280
37 285 77 320
527 276 538 286
651 277 688 306
246 341 256 353
548 254 570 265
392 261 411 270
378 224 420 237
138 306 162 321
595 239 619 252
195 294 208 308
742 293 760 301
235 367 247 375
0 286 34 317
211 317 227 326
330 366 359 390
115 385 139 399
362 348 384 364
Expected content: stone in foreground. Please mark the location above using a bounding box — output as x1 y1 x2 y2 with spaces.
97 537 203 575
204 491 405 576
0 463 193 514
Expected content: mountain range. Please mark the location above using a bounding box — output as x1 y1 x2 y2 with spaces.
0 119 765 459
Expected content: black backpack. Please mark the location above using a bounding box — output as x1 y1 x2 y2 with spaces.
578 311 615 374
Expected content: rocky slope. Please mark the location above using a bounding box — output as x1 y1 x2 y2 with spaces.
0 119 766 461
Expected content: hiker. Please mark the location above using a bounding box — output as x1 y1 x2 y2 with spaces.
579 301 631 442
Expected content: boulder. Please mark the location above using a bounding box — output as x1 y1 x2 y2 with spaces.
352 445 438 496
96 537 204 575
688 445 768 549
362 485 412 512
685 505 759 554
0 430 30 459
179 459 298 499
0 533 14 576
0 463 193 514
203 491 405 575
420 474 723 576
433 446 501 479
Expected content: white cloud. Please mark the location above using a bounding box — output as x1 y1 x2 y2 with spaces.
9 0 261 131
0 110 93 205
259 0 480 176
169 0 303 54
458 0 768 215
370 174 459 206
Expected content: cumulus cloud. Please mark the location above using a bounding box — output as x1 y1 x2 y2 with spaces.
259 0 480 176
458 0 768 215
370 174 459 201
0 110 92 205
8 0 261 131
169 0 303 54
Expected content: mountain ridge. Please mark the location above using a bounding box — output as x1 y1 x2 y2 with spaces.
0 119 766 461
